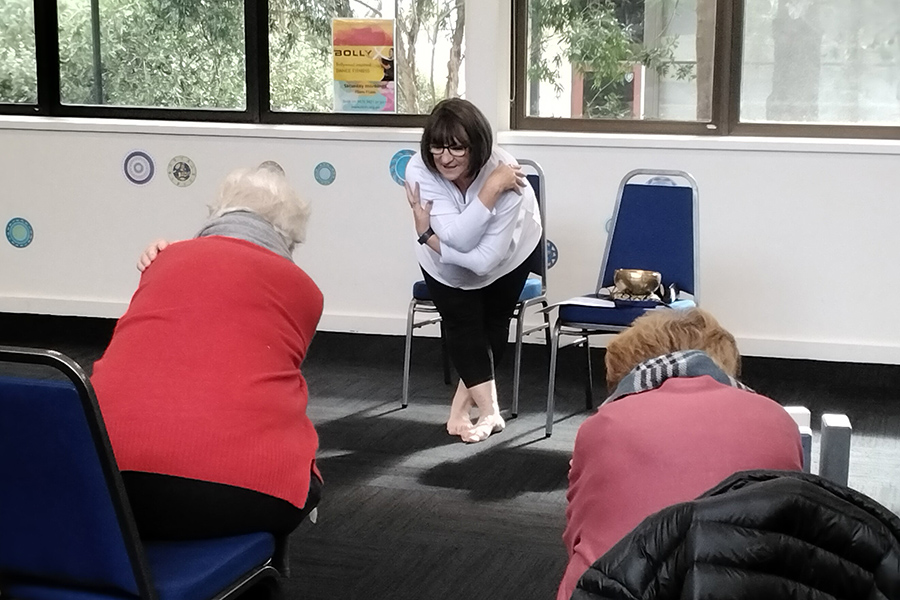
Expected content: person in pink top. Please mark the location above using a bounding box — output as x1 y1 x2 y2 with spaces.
92 162 323 540
557 308 803 600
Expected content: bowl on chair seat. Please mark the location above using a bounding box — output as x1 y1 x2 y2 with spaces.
614 269 661 296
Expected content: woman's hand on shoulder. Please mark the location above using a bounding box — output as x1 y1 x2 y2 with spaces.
137 238 171 272
481 163 526 209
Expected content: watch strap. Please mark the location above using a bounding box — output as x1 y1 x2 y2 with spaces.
417 227 435 245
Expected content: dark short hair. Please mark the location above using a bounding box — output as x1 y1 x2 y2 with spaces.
420 98 493 179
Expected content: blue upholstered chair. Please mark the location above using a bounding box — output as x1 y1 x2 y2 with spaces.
545 169 699 436
0 345 281 600
402 159 550 418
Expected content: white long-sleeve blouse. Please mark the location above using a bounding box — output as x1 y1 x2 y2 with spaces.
406 147 543 290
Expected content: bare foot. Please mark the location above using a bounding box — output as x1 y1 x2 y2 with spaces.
447 381 476 435
461 413 506 443
447 413 474 436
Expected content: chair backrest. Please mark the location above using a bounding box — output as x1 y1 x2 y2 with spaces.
518 158 547 293
596 169 699 301
0 346 154 599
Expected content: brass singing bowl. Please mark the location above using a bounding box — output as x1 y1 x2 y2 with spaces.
614 269 662 295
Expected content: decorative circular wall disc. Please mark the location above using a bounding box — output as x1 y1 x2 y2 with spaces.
6 217 33 248
390 149 416 186
124 151 155 185
314 162 336 186
546 240 559 269
168 155 197 187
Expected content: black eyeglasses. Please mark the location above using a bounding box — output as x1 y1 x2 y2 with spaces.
429 145 468 157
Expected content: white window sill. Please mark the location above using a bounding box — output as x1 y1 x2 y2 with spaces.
498 129 900 156
3 114 899 156
0 115 423 143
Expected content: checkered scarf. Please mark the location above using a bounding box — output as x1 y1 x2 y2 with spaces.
603 349 752 406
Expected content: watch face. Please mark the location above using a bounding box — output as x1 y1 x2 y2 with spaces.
418 228 434 244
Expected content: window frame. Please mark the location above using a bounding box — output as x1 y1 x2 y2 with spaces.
2 0 430 127
510 0 900 140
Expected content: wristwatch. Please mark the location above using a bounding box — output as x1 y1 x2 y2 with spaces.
417 227 435 245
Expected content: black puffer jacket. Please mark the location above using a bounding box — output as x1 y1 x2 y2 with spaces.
573 470 900 600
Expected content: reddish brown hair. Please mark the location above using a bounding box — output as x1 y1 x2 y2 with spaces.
605 308 741 391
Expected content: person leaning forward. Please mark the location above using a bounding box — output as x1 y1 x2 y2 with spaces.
403 98 543 443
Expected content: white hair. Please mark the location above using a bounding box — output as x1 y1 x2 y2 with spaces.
209 164 310 246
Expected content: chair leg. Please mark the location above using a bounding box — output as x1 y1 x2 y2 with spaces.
511 306 525 418
546 319 561 437
584 332 594 411
402 300 416 408
439 323 452 385
273 532 291 577
541 301 551 355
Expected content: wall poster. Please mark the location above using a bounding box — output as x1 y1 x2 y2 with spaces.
332 18 395 113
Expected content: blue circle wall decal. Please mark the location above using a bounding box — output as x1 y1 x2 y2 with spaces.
314 162 336 186
546 239 558 269
6 217 33 248
390 149 416 186
124 150 155 185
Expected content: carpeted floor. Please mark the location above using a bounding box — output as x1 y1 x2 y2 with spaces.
1 312 898 600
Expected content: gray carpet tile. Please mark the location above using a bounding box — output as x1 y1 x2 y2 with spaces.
1 313 898 600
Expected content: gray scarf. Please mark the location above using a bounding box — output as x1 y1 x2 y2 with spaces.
604 349 752 406
195 210 293 261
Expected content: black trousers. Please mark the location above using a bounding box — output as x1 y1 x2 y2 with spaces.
121 470 322 540
422 243 540 388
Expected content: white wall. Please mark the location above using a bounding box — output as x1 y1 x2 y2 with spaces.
1 0 898 365
500 133 900 364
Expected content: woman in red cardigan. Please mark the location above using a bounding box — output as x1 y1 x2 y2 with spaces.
557 308 803 600
92 162 323 540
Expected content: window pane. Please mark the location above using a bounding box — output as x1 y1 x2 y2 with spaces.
57 1 245 109
741 0 900 125
269 0 465 115
525 0 715 121
0 0 37 104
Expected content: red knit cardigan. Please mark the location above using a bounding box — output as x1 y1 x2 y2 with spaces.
92 236 323 508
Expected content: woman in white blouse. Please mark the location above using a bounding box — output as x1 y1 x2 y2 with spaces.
405 98 543 443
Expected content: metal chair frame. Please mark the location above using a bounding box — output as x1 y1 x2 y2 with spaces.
545 169 699 436
0 345 281 600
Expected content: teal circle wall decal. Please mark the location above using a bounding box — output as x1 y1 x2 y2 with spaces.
314 162 336 186
390 149 416 186
6 217 33 248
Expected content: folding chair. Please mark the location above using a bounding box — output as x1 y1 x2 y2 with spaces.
402 159 550 417
0 345 281 600
545 169 699 436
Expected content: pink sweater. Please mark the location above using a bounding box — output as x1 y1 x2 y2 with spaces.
92 236 323 508
557 376 803 600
